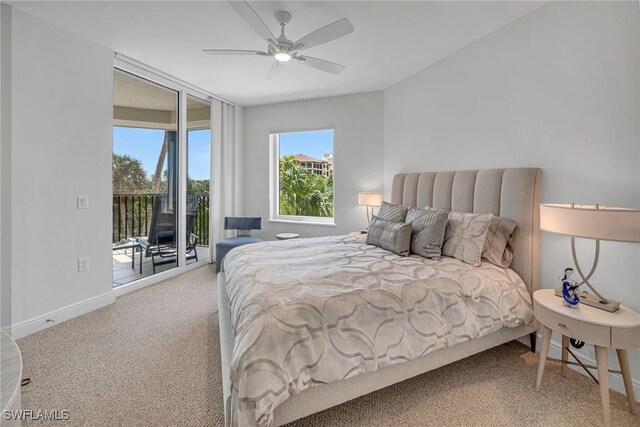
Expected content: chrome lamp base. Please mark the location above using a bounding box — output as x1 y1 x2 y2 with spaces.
561 235 621 312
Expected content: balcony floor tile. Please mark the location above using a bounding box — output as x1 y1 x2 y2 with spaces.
112 246 209 287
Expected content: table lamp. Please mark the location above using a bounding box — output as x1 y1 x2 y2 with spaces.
540 203 640 312
358 192 383 231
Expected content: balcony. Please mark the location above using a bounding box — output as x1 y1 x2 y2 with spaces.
112 193 210 287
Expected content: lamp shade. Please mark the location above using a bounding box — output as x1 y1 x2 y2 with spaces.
540 203 640 243
358 192 383 207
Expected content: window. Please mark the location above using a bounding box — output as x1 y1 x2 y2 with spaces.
270 129 334 224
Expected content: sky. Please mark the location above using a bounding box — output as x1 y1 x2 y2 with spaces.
113 127 211 180
279 129 333 160
113 127 333 180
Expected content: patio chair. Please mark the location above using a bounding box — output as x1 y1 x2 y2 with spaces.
215 217 263 273
139 196 199 273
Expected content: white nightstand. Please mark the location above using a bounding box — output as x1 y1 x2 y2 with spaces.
534 288 640 426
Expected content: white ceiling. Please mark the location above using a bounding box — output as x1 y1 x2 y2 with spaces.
9 1 545 106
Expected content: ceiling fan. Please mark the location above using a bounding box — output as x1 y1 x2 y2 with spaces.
203 1 354 78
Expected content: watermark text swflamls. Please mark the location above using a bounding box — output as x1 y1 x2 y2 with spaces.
3 409 70 421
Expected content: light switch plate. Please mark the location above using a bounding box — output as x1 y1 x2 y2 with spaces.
77 195 89 209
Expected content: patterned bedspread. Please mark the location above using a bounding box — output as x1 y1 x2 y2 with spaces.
222 235 534 426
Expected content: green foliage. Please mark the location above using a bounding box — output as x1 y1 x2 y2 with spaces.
187 178 210 195
112 153 211 245
279 155 334 217
112 153 150 193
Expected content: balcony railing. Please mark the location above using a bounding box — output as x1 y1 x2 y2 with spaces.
113 193 209 246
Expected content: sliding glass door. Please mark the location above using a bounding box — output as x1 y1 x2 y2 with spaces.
112 69 179 286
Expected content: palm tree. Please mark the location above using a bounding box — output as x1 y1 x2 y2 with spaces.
112 153 150 193
151 132 169 192
279 155 333 217
112 153 151 242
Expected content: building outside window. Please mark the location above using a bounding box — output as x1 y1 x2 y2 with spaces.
270 129 334 224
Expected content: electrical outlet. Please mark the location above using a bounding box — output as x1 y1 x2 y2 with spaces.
77 195 89 209
78 257 89 272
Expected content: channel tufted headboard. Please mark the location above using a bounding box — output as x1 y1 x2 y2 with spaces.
390 168 541 296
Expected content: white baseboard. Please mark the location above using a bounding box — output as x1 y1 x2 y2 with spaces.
8 290 116 339
9 261 211 338
518 334 640 399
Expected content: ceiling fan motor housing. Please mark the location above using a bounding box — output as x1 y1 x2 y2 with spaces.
268 43 293 55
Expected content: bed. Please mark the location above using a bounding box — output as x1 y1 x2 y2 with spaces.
218 168 541 426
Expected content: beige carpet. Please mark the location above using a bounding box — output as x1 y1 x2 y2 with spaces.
17 264 640 426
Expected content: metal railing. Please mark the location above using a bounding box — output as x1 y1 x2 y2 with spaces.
112 193 209 246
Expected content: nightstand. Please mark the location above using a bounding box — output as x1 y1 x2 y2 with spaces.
534 288 640 426
349 230 367 237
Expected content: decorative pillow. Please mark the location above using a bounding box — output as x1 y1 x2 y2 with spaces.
482 216 517 268
376 201 408 223
442 212 493 266
503 237 515 268
405 207 448 259
366 216 412 256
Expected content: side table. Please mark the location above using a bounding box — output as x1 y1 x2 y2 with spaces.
534 288 640 426
113 239 143 274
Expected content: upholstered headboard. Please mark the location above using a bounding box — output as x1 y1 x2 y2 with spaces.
390 168 541 296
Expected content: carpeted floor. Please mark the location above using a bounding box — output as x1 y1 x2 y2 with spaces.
17 264 640 426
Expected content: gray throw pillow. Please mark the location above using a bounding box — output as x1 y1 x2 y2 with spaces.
366 216 412 256
442 212 493 266
482 216 517 268
376 201 408 223
406 207 448 259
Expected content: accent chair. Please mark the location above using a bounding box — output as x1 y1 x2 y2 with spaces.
215 217 263 273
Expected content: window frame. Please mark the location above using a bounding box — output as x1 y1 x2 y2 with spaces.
269 127 336 226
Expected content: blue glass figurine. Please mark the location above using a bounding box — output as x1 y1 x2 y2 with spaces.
561 267 579 308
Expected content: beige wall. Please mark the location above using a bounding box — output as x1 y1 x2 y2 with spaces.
2 7 115 335
383 1 639 388
243 92 384 239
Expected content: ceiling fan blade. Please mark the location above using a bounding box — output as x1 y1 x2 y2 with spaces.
228 1 277 46
293 18 354 52
203 49 270 56
268 61 287 83
294 55 345 74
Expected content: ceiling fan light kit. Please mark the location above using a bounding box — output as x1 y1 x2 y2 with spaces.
274 52 292 62
204 1 354 78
